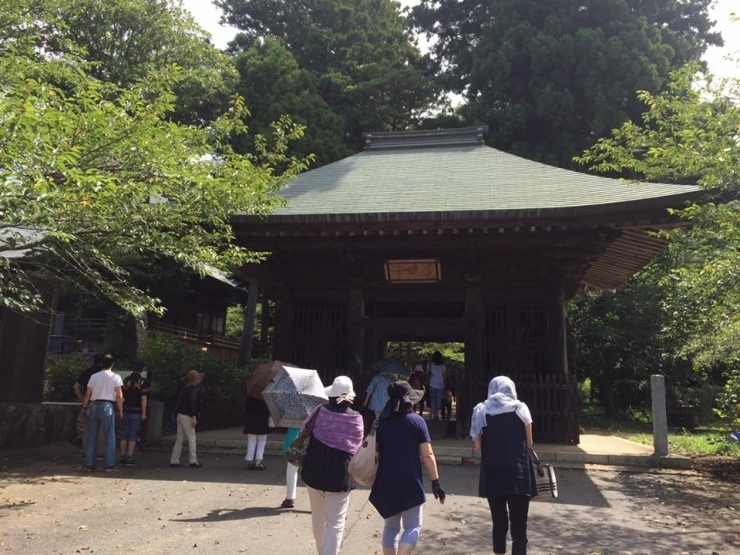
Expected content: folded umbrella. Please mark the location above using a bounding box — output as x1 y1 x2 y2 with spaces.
245 360 295 399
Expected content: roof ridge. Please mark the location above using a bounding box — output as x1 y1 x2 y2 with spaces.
362 126 488 150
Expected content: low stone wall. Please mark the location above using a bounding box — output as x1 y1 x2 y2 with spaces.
0 402 77 448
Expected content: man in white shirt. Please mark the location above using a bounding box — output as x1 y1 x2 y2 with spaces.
81 354 123 471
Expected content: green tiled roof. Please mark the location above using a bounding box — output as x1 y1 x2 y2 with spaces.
271 129 700 222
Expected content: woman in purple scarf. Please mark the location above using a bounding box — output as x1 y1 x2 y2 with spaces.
301 376 364 555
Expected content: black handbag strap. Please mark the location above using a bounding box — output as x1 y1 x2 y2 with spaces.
529 447 541 466
304 404 323 433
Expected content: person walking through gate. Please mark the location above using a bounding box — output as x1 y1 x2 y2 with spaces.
170 370 205 468
243 395 271 470
301 376 364 555
81 354 123 472
470 376 536 555
369 380 445 555
426 351 446 420
119 359 149 466
363 369 392 418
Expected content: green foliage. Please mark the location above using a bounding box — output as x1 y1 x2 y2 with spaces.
139 333 248 428
218 0 439 162
44 353 91 402
575 56 740 423
0 0 309 317
412 0 720 167
386 342 465 377
58 0 239 125
618 431 740 457
225 304 245 339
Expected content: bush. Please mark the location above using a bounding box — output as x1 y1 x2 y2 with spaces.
140 333 251 429
45 353 92 402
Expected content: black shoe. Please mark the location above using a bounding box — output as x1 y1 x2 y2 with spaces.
124 458 137 466
189 462 203 468
280 499 295 509
170 463 183 467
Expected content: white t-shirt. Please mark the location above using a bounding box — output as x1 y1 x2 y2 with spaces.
88 369 123 402
427 362 446 389
515 403 533 425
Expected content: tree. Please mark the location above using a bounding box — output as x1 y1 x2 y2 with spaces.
412 0 721 167
0 0 308 319
576 56 740 422
48 0 239 125
216 0 438 160
232 38 350 167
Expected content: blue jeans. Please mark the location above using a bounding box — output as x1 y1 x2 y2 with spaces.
429 387 444 418
119 412 143 442
86 401 116 468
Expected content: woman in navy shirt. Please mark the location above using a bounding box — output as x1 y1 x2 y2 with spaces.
369 381 446 555
471 376 536 555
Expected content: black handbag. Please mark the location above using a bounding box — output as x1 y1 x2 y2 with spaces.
285 405 322 467
530 448 558 498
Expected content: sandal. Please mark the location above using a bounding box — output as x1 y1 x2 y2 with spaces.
247 463 256 470
253 463 267 470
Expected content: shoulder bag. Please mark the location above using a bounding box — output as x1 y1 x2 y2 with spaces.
348 416 380 486
530 447 558 499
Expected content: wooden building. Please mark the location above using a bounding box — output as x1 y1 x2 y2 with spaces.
233 127 701 444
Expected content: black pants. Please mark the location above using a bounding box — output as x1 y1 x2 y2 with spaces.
487 494 530 555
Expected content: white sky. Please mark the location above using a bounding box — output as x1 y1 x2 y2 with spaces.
182 0 739 78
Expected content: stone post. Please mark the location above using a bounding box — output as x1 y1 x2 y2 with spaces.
650 374 669 456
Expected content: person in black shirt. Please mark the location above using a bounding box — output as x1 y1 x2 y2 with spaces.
119 359 149 466
169 370 205 468
471 376 536 555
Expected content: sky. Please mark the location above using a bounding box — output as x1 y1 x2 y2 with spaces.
182 0 739 78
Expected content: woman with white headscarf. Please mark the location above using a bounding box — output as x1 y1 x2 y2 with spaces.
470 376 536 555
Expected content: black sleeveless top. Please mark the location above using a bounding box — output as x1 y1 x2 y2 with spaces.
479 412 537 498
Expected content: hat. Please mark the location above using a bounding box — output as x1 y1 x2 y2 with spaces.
186 370 205 384
324 376 355 400
387 380 424 405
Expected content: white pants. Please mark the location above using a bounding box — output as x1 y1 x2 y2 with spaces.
286 462 299 500
245 434 267 462
306 486 351 555
170 414 197 464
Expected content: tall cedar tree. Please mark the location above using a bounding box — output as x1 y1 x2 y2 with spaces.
216 0 438 163
412 0 721 167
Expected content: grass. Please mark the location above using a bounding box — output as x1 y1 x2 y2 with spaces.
580 404 740 457
615 430 740 457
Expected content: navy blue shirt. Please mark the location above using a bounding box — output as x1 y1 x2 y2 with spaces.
369 412 431 518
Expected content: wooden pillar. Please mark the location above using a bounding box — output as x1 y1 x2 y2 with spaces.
546 288 568 375
363 328 378 373
0 309 50 403
461 284 484 437
237 281 259 368
347 288 364 375
259 293 270 358
272 290 293 363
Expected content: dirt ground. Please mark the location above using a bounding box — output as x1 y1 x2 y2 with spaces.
1 442 739 555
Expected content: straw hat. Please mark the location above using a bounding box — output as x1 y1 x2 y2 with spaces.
186 370 205 385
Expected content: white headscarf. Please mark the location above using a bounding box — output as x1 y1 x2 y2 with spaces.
469 376 523 439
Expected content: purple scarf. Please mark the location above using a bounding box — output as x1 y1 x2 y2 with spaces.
309 406 364 455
